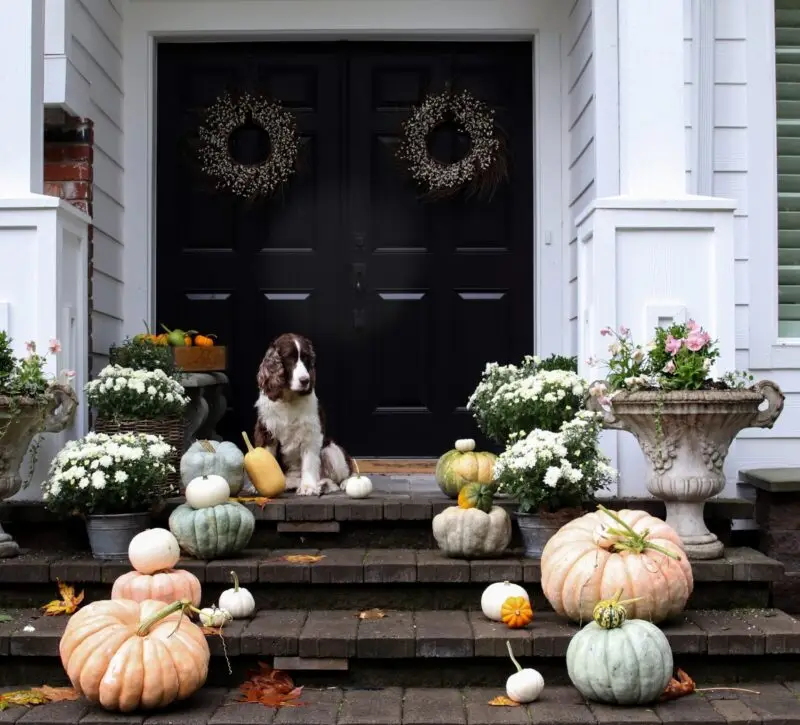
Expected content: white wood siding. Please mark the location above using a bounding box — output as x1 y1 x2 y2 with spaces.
565 0 595 356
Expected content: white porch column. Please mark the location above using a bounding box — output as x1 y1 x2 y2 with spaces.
0 0 45 196
578 0 738 497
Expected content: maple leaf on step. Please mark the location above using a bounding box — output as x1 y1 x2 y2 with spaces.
236 497 271 509
0 690 50 710
660 669 696 701
0 612 12 623
488 695 521 707
202 626 223 636
237 664 304 708
356 608 387 620
280 554 325 564
41 580 84 616
31 686 80 703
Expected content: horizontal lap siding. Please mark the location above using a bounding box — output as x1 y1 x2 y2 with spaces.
566 0 595 357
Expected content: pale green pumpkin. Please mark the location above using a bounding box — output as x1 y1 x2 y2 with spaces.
435 439 497 498
180 440 245 495
168 501 255 559
566 592 673 705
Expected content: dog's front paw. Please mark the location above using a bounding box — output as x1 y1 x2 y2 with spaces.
319 478 339 495
284 474 301 491
297 480 322 497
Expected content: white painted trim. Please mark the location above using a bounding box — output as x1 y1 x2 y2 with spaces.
591 0 619 198
123 0 570 360
691 0 714 196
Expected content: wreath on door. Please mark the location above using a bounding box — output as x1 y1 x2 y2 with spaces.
197 91 300 200
397 88 507 201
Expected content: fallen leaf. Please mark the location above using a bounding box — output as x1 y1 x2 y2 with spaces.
41 580 84 616
660 668 696 702
356 608 387 620
202 626 223 636
280 554 325 564
237 663 304 708
488 695 520 707
0 690 50 710
0 613 12 623
31 686 80 703
236 497 271 509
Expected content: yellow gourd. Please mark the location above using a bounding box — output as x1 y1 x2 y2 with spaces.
241 432 286 497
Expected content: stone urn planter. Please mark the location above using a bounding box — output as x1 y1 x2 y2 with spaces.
0 384 78 557
586 381 784 560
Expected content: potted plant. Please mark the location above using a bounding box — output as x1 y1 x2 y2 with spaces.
42 431 174 560
0 334 78 557
86 364 189 494
493 410 617 556
586 321 784 560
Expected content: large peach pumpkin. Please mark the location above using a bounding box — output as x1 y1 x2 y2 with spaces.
60 599 209 712
111 569 201 607
540 506 693 624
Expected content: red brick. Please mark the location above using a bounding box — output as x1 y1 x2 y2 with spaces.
45 180 91 201
44 161 91 182
44 143 92 163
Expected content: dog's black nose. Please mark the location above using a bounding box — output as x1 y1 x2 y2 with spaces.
298 375 310 385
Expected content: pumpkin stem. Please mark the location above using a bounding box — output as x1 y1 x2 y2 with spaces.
353 459 360 476
597 505 681 560
242 432 254 453
136 599 193 637
230 570 240 592
200 439 215 453
505 640 523 673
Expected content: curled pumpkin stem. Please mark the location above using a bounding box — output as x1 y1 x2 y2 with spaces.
506 640 523 673
136 599 200 637
597 505 681 560
230 570 240 592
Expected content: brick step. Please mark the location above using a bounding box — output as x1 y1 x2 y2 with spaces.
2 683 798 725
0 495 756 551
0 547 782 611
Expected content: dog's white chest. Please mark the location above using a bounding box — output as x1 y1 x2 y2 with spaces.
256 393 323 465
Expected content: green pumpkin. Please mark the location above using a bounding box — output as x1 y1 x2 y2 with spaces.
180 439 245 495
566 594 673 705
168 501 255 559
457 483 495 513
435 438 497 499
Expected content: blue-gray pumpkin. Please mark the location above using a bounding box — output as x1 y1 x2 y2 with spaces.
566 593 673 705
168 501 255 559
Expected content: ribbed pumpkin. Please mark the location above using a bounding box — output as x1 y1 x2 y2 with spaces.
168 501 255 559
540 505 693 624
180 439 245 495
566 591 673 705
435 439 497 498
60 599 209 712
457 483 494 513
111 569 202 607
432 506 511 559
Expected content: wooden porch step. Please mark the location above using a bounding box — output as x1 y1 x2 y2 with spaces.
354 458 437 474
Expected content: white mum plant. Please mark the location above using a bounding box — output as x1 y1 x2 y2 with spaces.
85 365 189 419
493 410 617 514
43 432 174 516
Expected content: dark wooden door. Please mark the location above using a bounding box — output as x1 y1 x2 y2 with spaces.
156 42 533 455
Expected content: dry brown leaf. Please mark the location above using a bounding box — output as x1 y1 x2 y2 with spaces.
281 554 325 564
356 608 387 620
237 663 304 708
202 626 223 636
488 695 521 707
31 686 80 703
236 497 271 509
41 580 84 616
660 668 696 702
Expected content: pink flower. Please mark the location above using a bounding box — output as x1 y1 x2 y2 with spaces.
586 357 597 367
600 327 613 337
686 319 699 332
619 325 630 336
665 334 683 356
25 340 36 353
663 360 676 374
685 330 711 352
598 396 612 409
48 338 62 354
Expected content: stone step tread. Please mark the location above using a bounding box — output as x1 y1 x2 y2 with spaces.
1 683 798 725
0 495 754 525
3 608 800 659
0 546 782 586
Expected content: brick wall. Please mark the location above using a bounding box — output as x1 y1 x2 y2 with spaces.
42 110 94 377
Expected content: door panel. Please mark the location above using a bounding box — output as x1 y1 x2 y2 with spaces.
156 41 533 455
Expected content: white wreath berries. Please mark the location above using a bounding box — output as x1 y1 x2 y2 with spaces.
398 89 503 199
197 91 300 199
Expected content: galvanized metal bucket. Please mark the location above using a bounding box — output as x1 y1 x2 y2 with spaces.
85 512 151 560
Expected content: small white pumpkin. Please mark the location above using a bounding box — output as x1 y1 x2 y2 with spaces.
455 438 476 453
127 528 181 575
505 641 544 703
218 570 256 619
198 605 233 628
185 474 231 509
481 581 529 622
343 461 373 499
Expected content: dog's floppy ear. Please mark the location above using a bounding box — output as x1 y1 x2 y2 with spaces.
257 343 285 401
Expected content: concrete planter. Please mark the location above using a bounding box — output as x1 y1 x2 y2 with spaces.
0 384 78 557
587 382 784 560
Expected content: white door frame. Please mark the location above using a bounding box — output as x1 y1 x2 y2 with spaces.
122 0 570 357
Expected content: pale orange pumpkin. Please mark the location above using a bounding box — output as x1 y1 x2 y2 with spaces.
60 599 209 712
540 506 693 624
111 569 201 607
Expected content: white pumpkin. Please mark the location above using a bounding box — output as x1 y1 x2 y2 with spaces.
481 581 529 622
218 570 256 619
344 474 373 499
185 474 230 509
505 641 544 703
180 439 245 495
198 605 233 628
127 528 181 575
432 506 511 559
455 438 476 453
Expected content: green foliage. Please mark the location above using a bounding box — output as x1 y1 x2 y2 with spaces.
536 354 578 373
109 337 177 376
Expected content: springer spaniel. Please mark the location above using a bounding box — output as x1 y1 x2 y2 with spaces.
253 333 353 496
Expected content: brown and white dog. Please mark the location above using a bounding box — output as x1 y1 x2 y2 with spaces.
253 333 352 496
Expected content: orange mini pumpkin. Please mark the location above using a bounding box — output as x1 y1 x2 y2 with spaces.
501 596 533 629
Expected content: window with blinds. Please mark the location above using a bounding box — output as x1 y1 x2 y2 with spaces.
777 1 800 337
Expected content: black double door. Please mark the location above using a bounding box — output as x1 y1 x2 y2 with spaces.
156 41 533 456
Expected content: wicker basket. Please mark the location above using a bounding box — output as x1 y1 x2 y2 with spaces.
93 415 185 496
